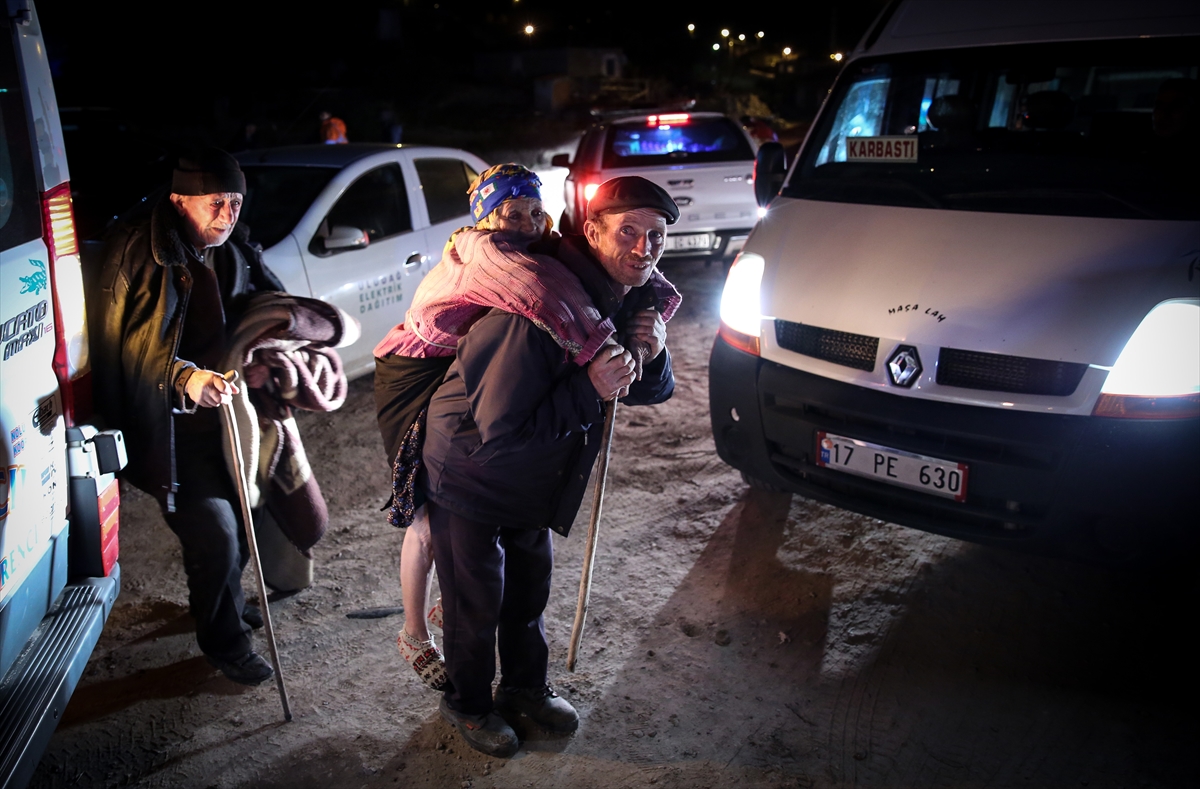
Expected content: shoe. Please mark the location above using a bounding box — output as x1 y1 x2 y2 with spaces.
397 629 448 691
494 685 579 733
208 651 274 686
242 604 264 630
439 697 519 758
427 598 443 630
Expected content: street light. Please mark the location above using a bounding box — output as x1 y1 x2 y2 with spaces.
738 34 746 41
757 31 765 39
687 23 695 32
720 28 730 37
830 52 844 62
783 47 792 56
712 43 721 51
524 24 534 35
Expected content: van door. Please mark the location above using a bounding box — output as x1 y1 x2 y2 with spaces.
0 10 64 667
298 162 427 378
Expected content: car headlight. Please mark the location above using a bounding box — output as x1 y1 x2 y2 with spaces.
718 252 765 356
1094 299 1200 418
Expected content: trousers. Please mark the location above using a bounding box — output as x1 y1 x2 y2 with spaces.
427 500 554 715
160 429 252 661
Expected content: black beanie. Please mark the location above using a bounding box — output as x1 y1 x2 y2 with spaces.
171 147 246 196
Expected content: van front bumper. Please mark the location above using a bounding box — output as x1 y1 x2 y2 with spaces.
709 336 1200 563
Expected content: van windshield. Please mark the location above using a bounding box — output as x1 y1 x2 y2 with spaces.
785 37 1200 220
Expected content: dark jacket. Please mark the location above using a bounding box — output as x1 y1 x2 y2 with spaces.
421 235 675 536
88 197 282 509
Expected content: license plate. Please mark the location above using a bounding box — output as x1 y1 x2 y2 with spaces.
666 232 714 251
816 432 969 502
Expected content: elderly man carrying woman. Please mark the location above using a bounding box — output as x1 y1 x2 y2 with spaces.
372 164 552 690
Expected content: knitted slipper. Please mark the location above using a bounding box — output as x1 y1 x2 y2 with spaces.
427 598 443 630
397 629 447 691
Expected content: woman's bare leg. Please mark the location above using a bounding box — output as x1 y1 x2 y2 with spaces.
400 505 435 642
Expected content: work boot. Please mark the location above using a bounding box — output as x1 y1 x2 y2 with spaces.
438 697 519 757
494 685 579 733
242 604 264 630
208 651 274 686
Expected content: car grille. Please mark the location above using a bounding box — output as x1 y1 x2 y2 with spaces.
775 321 878 372
936 348 1088 397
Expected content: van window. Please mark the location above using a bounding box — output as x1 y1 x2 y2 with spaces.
789 36 1200 220
414 158 475 225
0 22 43 249
603 117 754 168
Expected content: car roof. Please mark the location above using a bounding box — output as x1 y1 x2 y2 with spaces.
234 143 427 168
857 0 1200 58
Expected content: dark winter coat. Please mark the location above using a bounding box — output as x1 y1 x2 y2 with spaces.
88 197 282 510
421 236 675 536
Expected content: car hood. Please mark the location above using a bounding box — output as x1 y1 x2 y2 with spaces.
753 198 1200 367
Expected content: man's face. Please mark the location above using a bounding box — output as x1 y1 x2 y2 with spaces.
170 192 243 250
583 208 668 291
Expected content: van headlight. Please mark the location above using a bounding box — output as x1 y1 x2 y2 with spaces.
1094 299 1200 418
718 252 765 356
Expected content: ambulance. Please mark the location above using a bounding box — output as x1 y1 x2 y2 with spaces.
0 2 126 785
710 0 1199 562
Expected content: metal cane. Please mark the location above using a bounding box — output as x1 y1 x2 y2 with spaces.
220 371 293 721
567 396 618 672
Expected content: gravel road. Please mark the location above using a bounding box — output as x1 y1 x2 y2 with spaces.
32 258 1197 789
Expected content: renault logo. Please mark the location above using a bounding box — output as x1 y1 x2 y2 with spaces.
887 345 922 387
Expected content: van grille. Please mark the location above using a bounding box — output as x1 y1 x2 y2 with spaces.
775 321 878 372
936 348 1088 397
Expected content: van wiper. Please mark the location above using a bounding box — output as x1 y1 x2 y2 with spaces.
943 187 1161 219
792 175 944 209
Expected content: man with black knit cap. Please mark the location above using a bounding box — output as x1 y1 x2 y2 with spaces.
90 148 283 685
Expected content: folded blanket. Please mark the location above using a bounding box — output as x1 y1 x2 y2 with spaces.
221 292 349 553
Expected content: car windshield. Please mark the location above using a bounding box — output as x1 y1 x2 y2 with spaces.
785 37 1200 220
240 165 339 248
603 116 754 168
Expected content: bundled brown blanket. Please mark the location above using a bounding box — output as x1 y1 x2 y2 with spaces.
220 292 352 554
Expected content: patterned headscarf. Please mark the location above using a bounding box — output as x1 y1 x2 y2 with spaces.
469 164 542 222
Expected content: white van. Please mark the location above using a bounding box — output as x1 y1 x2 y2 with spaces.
0 2 126 784
711 0 1199 562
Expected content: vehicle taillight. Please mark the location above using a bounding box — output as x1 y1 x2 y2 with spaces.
40 182 90 425
648 113 689 126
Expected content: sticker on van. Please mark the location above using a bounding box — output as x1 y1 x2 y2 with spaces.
846 137 918 163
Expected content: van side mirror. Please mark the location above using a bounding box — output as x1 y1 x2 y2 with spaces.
753 142 787 208
323 225 369 251
550 153 571 168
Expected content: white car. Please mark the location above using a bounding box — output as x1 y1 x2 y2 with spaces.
236 144 489 378
710 0 1200 563
552 111 759 261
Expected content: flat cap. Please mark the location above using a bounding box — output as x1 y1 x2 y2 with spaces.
587 176 679 225
172 147 246 196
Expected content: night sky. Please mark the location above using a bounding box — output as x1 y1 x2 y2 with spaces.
41 0 889 124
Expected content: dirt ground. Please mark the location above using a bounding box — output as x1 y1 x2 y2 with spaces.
31 259 1198 789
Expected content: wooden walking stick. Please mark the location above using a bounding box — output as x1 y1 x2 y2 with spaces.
220 372 293 721
567 396 619 672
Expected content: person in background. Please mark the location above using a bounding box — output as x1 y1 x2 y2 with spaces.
319 110 348 144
